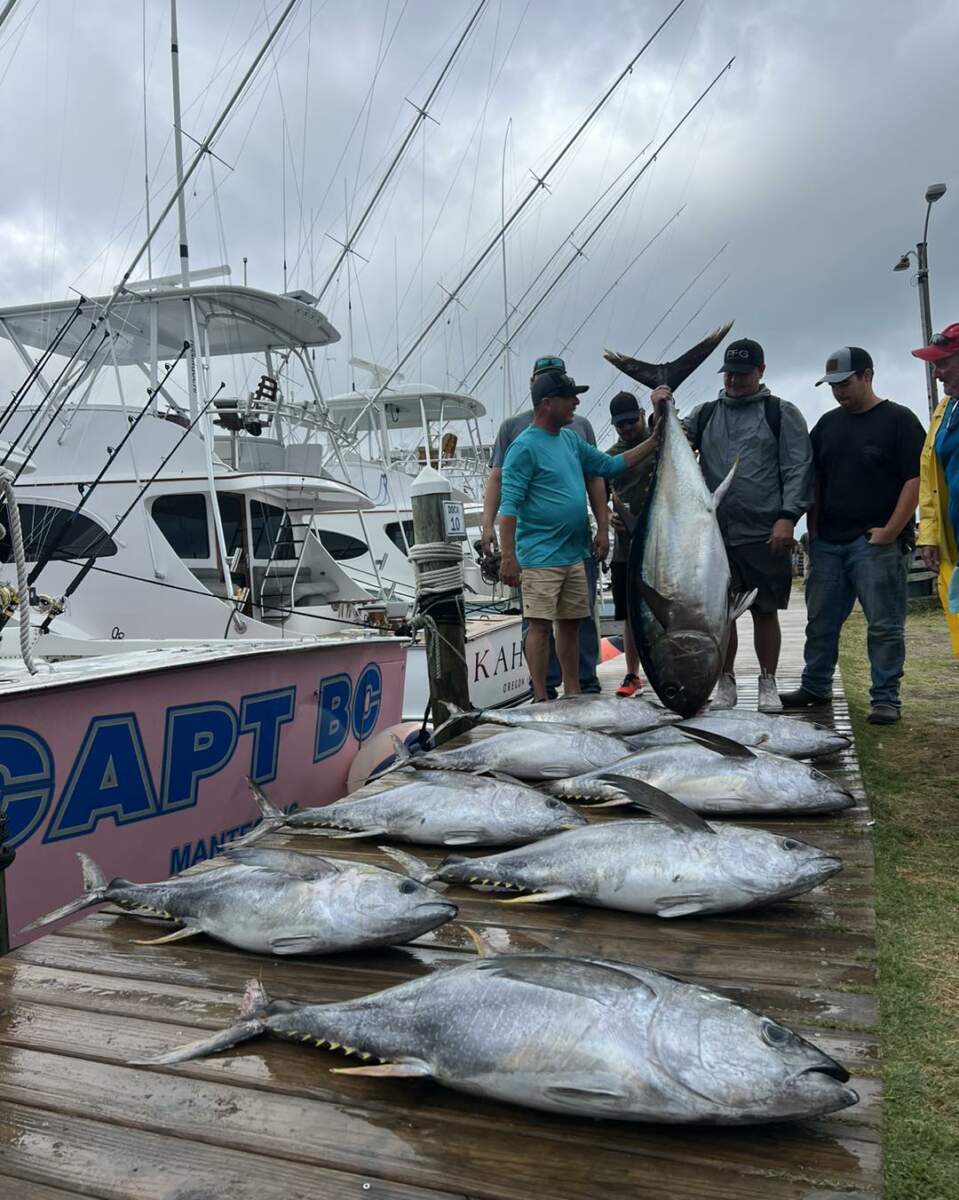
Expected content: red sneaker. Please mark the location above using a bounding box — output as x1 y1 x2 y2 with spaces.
616 673 644 697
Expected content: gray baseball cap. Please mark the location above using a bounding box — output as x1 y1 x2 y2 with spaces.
816 346 873 386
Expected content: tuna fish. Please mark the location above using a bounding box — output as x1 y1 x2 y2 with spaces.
625 713 851 760
244 777 586 848
138 956 858 1124
440 696 680 736
605 323 755 717
22 847 456 954
383 776 843 917
387 724 634 782
546 734 854 815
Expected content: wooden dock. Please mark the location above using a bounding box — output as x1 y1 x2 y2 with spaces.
0 595 881 1199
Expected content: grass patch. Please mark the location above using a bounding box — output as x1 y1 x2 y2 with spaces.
838 607 959 1199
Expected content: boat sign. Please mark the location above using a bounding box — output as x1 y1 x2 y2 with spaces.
0 639 405 946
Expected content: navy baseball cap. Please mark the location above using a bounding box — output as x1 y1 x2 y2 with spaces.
719 338 765 373
610 391 642 426
531 370 589 403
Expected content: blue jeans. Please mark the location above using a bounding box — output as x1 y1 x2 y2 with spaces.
522 556 600 693
801 536 909 707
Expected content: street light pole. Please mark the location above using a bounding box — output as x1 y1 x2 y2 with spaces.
896 183 947 418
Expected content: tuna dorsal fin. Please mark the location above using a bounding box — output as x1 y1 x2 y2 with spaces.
476 955 655 1003
678 726 757 758
223 846 343 878
639 580 673 629
604 321 734 391
595 774 714 834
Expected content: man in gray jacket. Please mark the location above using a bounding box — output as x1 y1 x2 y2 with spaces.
686 338 813 712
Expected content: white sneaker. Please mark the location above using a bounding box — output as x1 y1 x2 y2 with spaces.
757 672 783 713
711 673 737 709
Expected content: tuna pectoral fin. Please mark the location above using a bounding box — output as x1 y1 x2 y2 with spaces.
332 1059 432 1078
462 924 496 957
442 831 486 846
596 774 714 835
544 1084 631 1109
677 727 756 759
497 888 575 905
223 846 343 879
711 459 738 509
729 588 758 621
270 933 322 954
20 851 111 931
317 827 385 840
639 581 673 629
133 925 202 946
655 895 711 918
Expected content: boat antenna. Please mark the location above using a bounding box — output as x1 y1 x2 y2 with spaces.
356 0 688 413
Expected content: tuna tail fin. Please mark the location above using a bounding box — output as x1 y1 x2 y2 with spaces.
131 978 272 1066
20 851 111 932
234 779 288 848
377 845 442 888
729 588 758 622
365 733 416 783
604 321 734 391
430 701 482 742
711 459 738 509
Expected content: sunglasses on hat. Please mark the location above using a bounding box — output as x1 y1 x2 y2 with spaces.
533 356 566 375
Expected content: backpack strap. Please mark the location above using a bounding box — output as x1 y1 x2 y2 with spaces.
763 395 782 441
690 399 718 449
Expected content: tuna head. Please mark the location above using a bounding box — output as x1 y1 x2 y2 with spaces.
646 627 724 719
317 862 457 945
714 827 843 907
487 787 588 840
647 986 858 1122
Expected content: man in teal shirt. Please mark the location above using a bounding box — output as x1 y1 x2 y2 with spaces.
499 369 659 701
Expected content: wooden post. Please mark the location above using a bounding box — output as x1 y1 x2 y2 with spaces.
0 810 12 956
410 466 471 743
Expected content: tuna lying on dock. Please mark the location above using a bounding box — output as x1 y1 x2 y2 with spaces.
138 955 859 1124
625 713 851 760
386 724 633 782
245 778 586 847
442 696 680 736
22 847 456 954
546 735 854 815
383 775 843 917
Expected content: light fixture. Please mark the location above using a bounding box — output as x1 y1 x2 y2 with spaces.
893 253 912 272
925 183 947 204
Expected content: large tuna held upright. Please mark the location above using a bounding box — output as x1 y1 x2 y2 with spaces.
605 323 752 717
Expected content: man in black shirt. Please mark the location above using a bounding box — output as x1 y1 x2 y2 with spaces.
781 347 926 723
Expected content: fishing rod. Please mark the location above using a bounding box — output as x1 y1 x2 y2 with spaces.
0 345 193 638
0 297 86 434
349 0 688 417
0 328 110 468
312 0 488 308
465 55 736 396
39 379 227 633
457 138 654 394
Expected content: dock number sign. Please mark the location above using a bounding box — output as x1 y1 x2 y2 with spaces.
442 500 467 540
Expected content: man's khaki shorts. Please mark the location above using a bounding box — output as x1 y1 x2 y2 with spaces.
521 561 590 621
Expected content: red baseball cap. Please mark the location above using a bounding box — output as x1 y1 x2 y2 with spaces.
912 323 959 362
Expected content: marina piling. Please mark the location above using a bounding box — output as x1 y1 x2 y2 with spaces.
410 466 471 741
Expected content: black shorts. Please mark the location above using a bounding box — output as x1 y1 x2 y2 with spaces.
611 560 629 621
726 539 792 613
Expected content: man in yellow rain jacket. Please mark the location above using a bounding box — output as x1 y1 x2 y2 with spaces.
913 325 959 655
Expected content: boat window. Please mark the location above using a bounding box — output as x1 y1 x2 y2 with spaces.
250 500 296 560
315 528 369 561
0 504 117 562
216 494 245 555
151 494 210 559
385 520 416 556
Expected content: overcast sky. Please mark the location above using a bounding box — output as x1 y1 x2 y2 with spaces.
0 0 956 447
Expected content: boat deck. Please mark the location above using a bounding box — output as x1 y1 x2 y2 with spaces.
0 596 881 1198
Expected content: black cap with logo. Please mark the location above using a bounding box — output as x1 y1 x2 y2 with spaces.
609 391 642 426
719 338 765 373
531 370 590 404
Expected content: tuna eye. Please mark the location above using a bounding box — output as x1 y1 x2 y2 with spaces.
545 799 561 809
760 1019 792 1047
781 838 801 851
398 880 417 894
